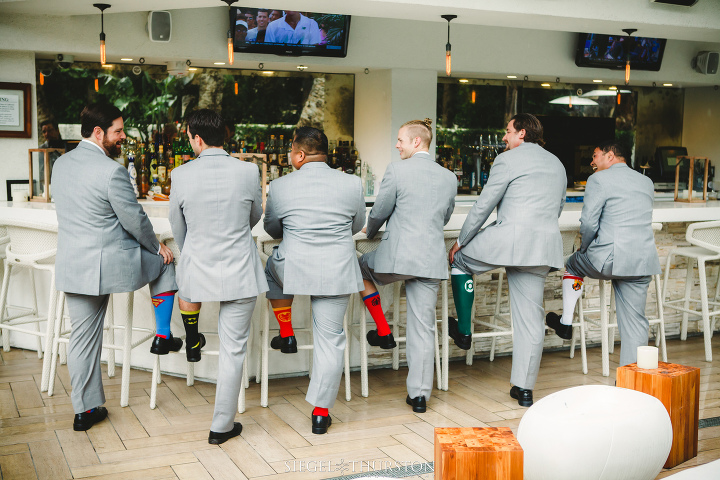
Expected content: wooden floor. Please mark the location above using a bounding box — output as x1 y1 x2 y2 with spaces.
1 336 719 480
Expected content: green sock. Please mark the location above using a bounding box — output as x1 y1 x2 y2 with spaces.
451 274 474 335
180 310 200 348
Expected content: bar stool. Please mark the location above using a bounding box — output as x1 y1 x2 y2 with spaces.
149 233 252 413
256 234 352 408
352 234 443 397
570 223 667 376
0 221 62 393
662 220 720 362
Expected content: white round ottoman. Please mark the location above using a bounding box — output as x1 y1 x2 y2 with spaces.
517 385 672 480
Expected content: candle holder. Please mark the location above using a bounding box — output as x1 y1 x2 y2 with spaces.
637 346 659 369
28 148 64 202
674 156 709 203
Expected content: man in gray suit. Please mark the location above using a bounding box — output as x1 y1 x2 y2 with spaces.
447 113 566 407
546 141 660 367
358 118 456 413
264 126 365 434
169 109 268 445
52 104 179 431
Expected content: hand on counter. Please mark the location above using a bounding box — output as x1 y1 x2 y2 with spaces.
159 243 174 264
448 240 461 265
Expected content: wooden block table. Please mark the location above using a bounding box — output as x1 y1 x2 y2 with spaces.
434 427 522 480
616 361 700 468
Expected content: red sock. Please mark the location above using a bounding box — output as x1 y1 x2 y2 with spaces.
363 292 391 336
313 407 328 417
272 306 294 338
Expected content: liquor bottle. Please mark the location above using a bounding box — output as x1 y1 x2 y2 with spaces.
148 142 158 186
161 170 171 196
352 142 361 177
138 143 149 198
157 144 167 185
127 149 139 198
453 148 463 189
173 139 182 169
181 137 192 164
268 134 278 180
277 135 286 173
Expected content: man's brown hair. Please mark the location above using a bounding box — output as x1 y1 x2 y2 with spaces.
510 113 545 146
401 118 433 147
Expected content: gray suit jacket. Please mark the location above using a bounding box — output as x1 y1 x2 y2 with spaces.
580 162 661 277
367 152 457 279
169 148 268 302
458 142 567 269
52 141 161 295
264 161 365 296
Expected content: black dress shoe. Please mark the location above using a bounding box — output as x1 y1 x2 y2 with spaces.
448 317 472 350
406 395 426 413
270 335 298 353
545 312 573 340
208 422 243 445
186 333 206 363
311 414 332 434
73 407 108 431
150 335 183 355
367 330 397 349
510 386 533 407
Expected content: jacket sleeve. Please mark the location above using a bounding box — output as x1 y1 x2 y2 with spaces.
250 171 263 229
366 163 397 239
352 177 366 235
263 186 283 239
168 178 186 252
444 177 458 225
107 166 160 253
457 156 511 247
579 174 605 253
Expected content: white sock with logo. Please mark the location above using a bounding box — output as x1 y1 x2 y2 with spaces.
561 273 584 325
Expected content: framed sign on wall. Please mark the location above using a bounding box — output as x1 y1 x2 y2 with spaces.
0 82 32 138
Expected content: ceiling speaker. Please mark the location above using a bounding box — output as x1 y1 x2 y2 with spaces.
650 0 698 6
148 11 172 43
692 52 719 75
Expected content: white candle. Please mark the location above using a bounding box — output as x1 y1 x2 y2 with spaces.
637 346 659 369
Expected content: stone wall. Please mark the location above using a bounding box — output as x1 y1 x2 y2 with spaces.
363 222 719 368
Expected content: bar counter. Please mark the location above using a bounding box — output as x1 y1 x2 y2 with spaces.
1 199 718 385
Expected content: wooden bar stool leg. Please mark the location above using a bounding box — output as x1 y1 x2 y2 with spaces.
47 291 64 397
681 257 695 341
0 262 13 353
27 269 43 358
578 290 588 374
655 274 668 362
260 299 270 407
343 304 351 402
600 281 610 377
466 276 477 365
150 355 160 409
106 295 116 378
392 282 401 371
697 259 713 362
120 292 134 407
608 287 617 354
359 296 369 398
490 271 504 362
255 296 265 384
441 280 449 392
41 274 59 393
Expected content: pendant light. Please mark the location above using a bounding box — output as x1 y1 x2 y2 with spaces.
622 28 637 85
222 0 238 65
93 4 111 65
441 15 457 77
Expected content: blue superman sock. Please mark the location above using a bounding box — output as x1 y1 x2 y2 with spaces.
152 291 175 338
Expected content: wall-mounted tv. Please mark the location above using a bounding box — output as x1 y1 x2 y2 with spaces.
231 7 350 57
575 33 666 72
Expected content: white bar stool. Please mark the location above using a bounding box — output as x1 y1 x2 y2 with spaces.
256 234 352 408
0 221 61 393
662 220 720 362
569 223 667 376
149 233 252 413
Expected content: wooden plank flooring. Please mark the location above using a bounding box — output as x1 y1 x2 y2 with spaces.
0 336 718 479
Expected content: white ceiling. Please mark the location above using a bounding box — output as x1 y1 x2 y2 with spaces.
1 0 719 42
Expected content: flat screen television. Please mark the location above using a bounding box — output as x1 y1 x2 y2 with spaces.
231 7 350 57
575 33 666 71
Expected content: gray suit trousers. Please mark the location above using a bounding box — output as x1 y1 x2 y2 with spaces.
65 251 176 413
566 251 651 367
359 252 439 399
265 255 349 408
211 297 257 433
453 252 550 390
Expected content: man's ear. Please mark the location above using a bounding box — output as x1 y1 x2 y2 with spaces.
518 129 526 139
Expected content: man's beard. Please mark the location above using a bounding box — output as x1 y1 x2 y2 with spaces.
103 138 121 157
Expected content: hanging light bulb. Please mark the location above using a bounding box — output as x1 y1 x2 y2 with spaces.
93 4 111 65
39 72 44 86
234 81 239 95
222 0 238 65
622 28 637 86
441 15 457 77
95 78 100 92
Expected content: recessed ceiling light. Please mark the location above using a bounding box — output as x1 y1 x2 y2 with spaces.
188 67 198 71
214 62 225 65
120 58 133 62
296 65 308 71
663 83 673 87
593 79 603 83
262 71 275 75
507 75 517 79
459 79 469 83
609 86 618 90
541 83 551 87
101 64 113 68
